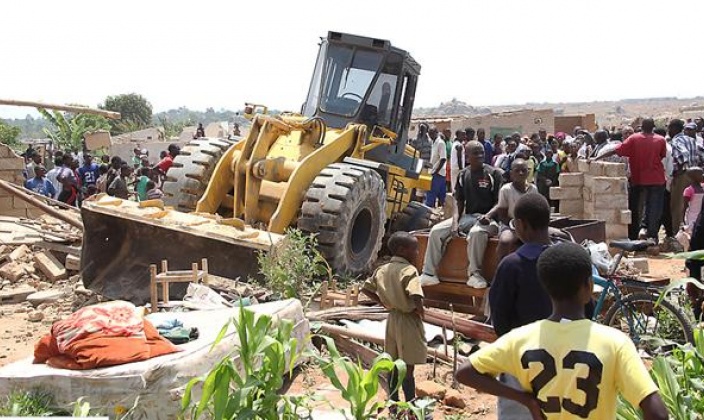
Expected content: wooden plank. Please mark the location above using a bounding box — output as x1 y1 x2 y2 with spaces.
328 333 380 365
424 309 497 343
422 281 487 316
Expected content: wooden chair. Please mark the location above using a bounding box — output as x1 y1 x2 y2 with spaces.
150 258 209 312
320 279 359 309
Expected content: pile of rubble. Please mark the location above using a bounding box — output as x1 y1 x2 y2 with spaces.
0 213 97 324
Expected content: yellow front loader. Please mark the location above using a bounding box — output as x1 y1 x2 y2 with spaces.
81 32 433 303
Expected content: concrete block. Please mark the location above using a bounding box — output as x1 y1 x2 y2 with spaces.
9 244 31 262
65 254 81 271
34 251 67 281
0 284 36 303
0 170 20 182
593 209 620 223
0 197 13 211
0 261 25 282
582 187 593 201
550 187 582 200
583 175 594 188
619 210 632 225
605 223 629 239
603 162 628 177
588 161 605 176
558 172 584 187
577 159 591 173
0 158 25 171
0 209 29 218
584 202 596 216
594 194 628 209
625 257 649 274
558 199 584 216
592 177 628 195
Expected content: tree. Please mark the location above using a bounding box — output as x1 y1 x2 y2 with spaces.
0 120 21 149
101 93 153 135
38 109 110 151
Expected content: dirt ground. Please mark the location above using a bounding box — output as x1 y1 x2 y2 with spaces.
0 255 687 419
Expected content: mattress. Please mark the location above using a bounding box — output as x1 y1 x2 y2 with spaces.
0 299 309 419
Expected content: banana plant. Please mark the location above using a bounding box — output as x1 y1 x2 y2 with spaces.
38 108 109 151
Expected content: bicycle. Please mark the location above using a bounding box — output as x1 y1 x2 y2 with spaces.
587 239 694 355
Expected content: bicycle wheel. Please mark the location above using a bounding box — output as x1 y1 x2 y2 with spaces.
604 292 694 355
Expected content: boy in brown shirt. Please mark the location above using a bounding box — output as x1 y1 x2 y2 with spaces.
362 231 426 403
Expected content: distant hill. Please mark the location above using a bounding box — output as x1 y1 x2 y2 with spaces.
4 97 704 140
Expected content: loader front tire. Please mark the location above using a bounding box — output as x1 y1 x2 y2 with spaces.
298 163 386 276
162 138 233 212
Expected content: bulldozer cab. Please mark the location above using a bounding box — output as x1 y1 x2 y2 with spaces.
302 31 422 174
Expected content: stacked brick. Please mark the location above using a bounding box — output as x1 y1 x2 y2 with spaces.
0 144 45 218
550 160 631 241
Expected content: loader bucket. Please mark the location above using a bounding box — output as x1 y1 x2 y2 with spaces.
80 196 281 305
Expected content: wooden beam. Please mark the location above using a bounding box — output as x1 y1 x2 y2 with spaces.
0 180 83 230
0 99 121 120
424 309 497 343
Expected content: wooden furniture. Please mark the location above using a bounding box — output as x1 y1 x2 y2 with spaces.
319 279 359 309
150 258 209 312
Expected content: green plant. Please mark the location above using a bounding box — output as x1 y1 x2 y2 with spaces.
0 389 61 416
617 328 704 419
0 120 22 149
314 335 406 420
257 228 330 303
181 304 304 419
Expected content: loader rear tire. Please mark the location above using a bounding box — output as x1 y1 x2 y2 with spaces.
298 163 386 276
162 138 233 212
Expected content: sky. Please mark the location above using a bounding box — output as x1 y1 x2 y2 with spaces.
2 0 703 119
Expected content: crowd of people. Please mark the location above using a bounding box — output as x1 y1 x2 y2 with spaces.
21 142 182 206
412 117 704 251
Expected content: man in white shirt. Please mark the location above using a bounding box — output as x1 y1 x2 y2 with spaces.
450 129 465 193
425 126 447 208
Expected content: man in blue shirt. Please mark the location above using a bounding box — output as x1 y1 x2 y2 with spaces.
477 128 493 165
77 153 100 190
24 165 56 198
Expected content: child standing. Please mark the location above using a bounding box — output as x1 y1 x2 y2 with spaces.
536 149 560 209
457 242 668 420
682 166 704 234
146 180 164 200
362 232 426 403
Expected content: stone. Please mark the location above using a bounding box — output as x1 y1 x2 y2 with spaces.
619 210 632 225
26 289 64 307
588 161 605 176
65 254 81 271
8 245 31 262
605 223 629 240
593 194 628 209
592 177 628 195
416 380 446 400
602 162 628 177
27 310 44 322
0 244 8 257
550 187 582 200
34 251 67 281
557 200 584 217
443 389 466 409
0 285 37 303
558 172 584 187
0 261 25 282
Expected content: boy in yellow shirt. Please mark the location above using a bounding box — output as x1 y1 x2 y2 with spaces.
456 242 668 419
362 231 426 403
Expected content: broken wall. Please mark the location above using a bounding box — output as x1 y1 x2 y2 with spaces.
554 114 597 134
0 144 46 218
